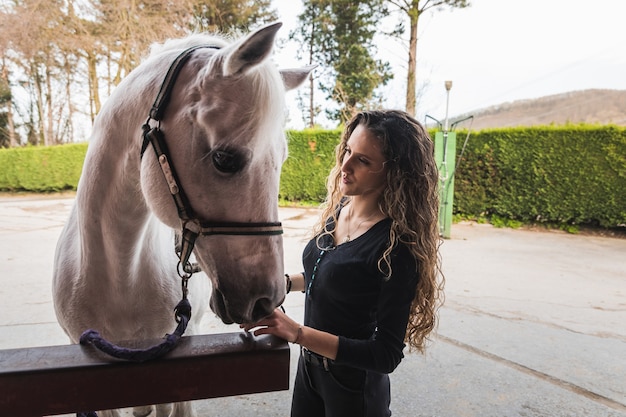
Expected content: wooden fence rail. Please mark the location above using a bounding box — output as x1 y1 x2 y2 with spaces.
0 333 290 417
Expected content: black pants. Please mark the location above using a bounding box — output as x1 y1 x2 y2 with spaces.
291 351 392 417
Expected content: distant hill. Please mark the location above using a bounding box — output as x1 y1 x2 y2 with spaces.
449 89 626 130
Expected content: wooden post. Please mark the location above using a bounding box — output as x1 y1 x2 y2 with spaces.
0 333 289 417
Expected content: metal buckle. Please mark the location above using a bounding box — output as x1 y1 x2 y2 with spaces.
302 347 330 371
322 357 330 371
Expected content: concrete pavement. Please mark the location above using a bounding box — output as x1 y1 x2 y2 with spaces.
0 194 625 417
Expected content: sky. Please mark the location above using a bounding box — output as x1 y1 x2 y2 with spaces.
271 0 626 129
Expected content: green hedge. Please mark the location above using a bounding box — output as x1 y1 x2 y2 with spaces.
281 128 342 202
454 126 626 227
1 126 625 228
0 143 87 192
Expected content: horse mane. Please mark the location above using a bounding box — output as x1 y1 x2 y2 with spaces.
244 61 287 143
147 32 230 58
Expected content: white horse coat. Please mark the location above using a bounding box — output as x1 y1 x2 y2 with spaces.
53 23 313 417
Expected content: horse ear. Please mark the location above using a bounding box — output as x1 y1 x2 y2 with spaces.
223 22 282 77
280 65 317 91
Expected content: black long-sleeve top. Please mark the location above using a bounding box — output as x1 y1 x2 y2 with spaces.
302 218 419 374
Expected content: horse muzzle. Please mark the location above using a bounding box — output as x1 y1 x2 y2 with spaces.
210 286 282 324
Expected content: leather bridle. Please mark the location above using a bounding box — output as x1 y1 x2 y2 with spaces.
139 45 283 286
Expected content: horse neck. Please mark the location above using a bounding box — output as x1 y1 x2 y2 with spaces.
75 111 166 280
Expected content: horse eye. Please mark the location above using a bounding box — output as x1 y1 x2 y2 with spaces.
212 150 241 173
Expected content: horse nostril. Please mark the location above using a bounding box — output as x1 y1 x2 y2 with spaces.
251 297 274 321
212 289 237 324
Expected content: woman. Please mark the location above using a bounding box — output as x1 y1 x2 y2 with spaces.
242 109 444 416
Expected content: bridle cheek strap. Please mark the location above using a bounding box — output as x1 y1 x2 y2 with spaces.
143 122 284 279
142 125 194 221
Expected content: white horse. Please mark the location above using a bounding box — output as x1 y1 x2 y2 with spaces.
52 23 313 417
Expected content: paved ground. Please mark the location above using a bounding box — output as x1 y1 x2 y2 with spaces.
0 194 625 417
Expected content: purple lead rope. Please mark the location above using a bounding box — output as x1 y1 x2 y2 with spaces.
76 298 191 417
79 298 191 362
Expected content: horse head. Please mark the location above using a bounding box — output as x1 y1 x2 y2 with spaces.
140 23 313 324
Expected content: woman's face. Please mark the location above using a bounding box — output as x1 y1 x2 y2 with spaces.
339 124 388 198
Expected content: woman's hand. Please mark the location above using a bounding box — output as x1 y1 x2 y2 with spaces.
240 308 302 343
241 309 340 360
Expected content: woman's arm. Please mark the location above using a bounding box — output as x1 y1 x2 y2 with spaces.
240 308 339 360
333 247 419 373
285 272 305 293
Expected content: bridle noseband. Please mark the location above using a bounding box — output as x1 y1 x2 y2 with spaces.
139 45 283 283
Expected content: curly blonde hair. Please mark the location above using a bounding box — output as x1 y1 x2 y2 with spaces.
312 110 444 353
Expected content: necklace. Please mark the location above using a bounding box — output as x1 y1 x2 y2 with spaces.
343 205 377 243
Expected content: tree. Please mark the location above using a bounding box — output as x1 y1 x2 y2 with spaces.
91 0 196 85
289 0 332 127
191 0 276 33
0 0 277 146
327 0 392 122
293 0 391 125
0 63 12 148
0 28 16 147
0 0 70 146
88 0 275 115
386 0 469 116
